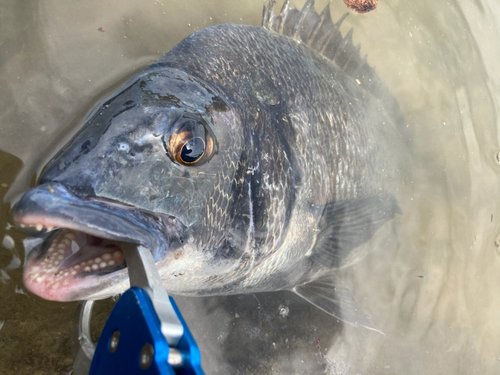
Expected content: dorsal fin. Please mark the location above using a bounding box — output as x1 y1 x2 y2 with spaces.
262 0 385 97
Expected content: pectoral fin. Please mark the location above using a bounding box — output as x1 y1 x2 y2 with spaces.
294 276 382 333
309 194 400 268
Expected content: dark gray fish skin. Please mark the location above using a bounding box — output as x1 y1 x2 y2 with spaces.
147 23 408 289
13 1 409 328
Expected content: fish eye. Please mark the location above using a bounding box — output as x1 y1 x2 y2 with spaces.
180 137 205 163
168 115 216 166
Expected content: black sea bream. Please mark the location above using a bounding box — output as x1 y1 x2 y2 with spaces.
12 0 409 330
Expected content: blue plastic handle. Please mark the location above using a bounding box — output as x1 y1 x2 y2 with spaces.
90 287 203 374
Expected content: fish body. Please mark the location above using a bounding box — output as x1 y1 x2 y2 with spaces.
12 1 408 329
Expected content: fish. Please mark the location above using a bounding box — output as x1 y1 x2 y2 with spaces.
11 0 409 330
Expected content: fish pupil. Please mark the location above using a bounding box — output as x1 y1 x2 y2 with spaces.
181 137 204 163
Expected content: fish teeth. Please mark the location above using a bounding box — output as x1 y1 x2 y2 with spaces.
19 222 59 232
26 240 126 289
18 222 62 232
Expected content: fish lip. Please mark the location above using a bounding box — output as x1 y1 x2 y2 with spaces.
12 182 179 301
23 251 130 302
12 182 170 257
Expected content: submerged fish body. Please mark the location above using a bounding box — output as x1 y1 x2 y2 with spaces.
12 1 408 329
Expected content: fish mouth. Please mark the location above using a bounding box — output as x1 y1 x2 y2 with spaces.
12 183 178 301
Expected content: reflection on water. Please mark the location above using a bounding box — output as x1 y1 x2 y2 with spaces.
1 0 500 373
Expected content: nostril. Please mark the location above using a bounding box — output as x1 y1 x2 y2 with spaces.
118 143 130 152
80 140 92 154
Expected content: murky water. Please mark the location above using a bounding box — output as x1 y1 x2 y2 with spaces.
1 0 500 374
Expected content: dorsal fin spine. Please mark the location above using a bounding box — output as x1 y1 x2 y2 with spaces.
306 2 328 45
333 28 353 62
309 4 332 47
292 0 315 39
261 0 275 29
318 12 347 56
334 11 348 28
261 0 393 103
278 0 292 34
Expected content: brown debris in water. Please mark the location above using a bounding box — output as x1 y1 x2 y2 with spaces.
343 0 378 13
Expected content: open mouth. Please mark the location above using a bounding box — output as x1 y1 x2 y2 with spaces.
12 182 176 301
21 228 127 300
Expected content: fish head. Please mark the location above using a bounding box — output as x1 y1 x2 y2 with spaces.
12 67 249 301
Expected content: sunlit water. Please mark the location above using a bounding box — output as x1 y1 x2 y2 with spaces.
1 0 500 373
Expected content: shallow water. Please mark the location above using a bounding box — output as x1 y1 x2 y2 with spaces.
1 0 500 373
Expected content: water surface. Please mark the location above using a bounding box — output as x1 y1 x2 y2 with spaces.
1 0 500 373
